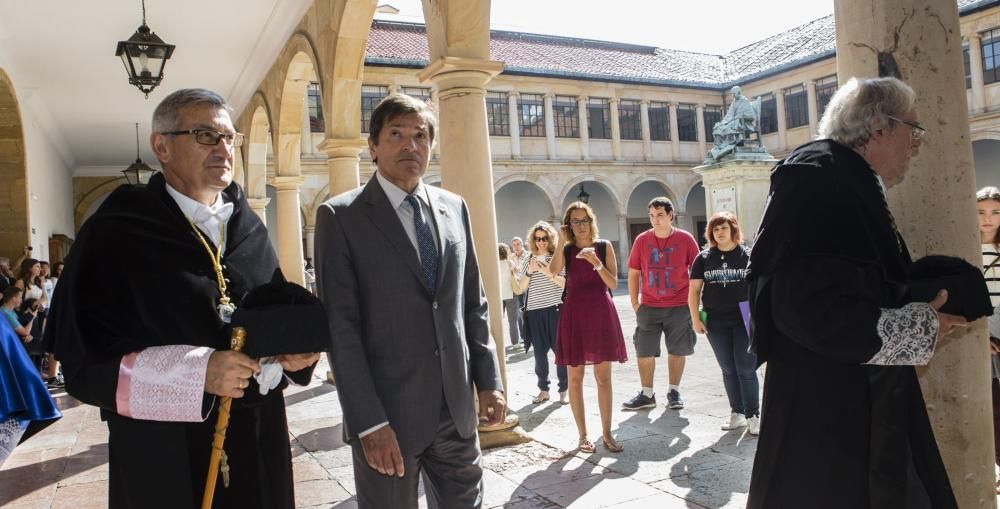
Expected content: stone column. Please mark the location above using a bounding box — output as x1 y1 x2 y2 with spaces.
640 99 652 161
835 1 991 506
318 137 367 198
969 33 986 113
271 176 306 286
695 103 707 158
805 80 819 136
774 89 788 152
610 97 622 160
431 88 441 159
507 91 521 159
544 93 557 159
617 214 630 278
388 83 400 95
300 96 313 156
668 102 680 162
247 197 270 225
303 224 316 261
577 96 590 160
418 56 506 358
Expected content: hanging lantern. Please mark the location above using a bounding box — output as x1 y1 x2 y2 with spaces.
115 0 175 98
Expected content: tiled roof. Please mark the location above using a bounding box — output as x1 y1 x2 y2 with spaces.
365 0 998 90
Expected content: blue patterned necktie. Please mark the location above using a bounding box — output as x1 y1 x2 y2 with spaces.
405 194 439 294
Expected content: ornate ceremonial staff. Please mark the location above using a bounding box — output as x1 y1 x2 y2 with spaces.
201 326 246 509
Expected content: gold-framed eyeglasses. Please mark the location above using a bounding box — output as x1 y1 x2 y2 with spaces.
569 219 592 227
161 129 245 147
887 116 926 141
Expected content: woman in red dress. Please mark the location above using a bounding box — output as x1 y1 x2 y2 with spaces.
551 202 628 453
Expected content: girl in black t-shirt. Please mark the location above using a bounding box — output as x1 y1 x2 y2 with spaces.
688 212 759 434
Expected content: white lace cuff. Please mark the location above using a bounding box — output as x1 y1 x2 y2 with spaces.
865 303 938 366
116 345 215 422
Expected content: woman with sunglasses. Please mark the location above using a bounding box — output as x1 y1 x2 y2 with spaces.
516 221 568 405
550 202 627 453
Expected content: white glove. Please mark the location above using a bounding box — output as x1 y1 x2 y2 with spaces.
254 360 284 396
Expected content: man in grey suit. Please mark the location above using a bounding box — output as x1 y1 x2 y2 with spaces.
315 94 507 509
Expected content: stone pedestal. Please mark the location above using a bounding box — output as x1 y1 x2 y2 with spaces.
692 158 777 242
835 1 991 505
418 56 508 389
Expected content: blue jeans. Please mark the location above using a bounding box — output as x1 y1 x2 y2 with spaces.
706 315 759 417
525 306 567 392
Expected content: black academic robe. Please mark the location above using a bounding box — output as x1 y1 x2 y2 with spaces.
45 173 312 509
746 140 957 508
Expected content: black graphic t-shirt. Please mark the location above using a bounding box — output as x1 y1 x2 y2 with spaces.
689 244 750 321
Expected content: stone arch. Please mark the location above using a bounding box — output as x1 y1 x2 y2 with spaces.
0 68 29 262
971 130 1000 143
275 34 322 178
324 1 379 141
627 176 677 206
246 93 273 200
555 175 624 217
495 180 556 244
74 178 123 232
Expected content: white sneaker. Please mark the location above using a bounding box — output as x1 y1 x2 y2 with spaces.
559 391 569 404
747 416 760 436
721 412 747 430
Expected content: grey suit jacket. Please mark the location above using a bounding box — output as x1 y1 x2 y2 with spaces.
315 178 503 456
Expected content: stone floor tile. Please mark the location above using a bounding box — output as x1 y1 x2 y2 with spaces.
49 480 108 509
604 491 704 508
500 455 607 490
531 472 661 509
482 467 541 508
294 478 353 508
293 455 333 482
651 458 753 509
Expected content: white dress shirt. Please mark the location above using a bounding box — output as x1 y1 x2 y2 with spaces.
165 183 233 248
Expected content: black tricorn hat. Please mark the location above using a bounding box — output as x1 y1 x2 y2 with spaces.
230 271 331 358
908 255 993 322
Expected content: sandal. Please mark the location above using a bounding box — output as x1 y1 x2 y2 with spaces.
578 438 596 453
532 391 550 404
602 436 624 453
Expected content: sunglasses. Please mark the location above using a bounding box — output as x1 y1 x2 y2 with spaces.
533 236 549 242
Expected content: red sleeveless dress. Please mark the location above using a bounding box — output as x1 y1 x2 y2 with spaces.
555 245 628 366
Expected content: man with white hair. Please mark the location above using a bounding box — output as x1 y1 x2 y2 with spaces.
746 77 964 508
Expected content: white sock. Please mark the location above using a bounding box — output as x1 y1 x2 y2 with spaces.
669 384 680 393
642 387 654 397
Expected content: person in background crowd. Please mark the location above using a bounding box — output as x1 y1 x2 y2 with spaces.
14 258 44 306
550 202 628 453
2 286 36 344
498 243 521 350
977 185 1000 494
0 257 13 292
50 261 64 290
624 197 700 411
688 212 759 435
746 76 963 508
517 221 568 405
510 236 529 350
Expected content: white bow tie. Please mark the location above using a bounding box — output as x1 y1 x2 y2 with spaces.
191 202 234 226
